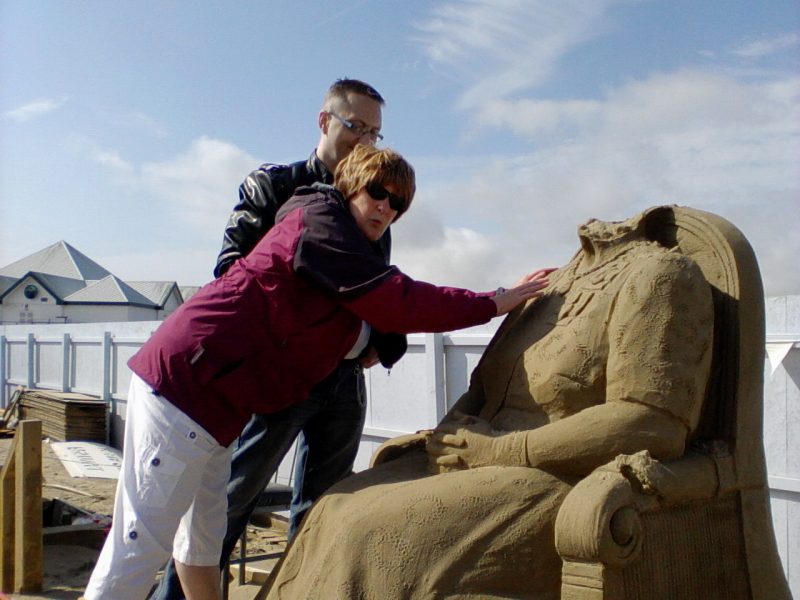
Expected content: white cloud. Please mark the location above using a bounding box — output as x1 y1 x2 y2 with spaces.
733 32 800 59
414 0 620 110
86 136 257 231
396 69 800 296
75 135 258 281
3 96 68 122
476 97 603 136
126 111 169 139
72 136 260 285
480 69 773 140
393 223 506 291
93 149 135 174
139 136 259 232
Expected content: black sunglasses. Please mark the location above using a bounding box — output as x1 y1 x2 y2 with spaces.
365 182 407 213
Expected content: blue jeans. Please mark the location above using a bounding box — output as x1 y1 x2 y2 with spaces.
149 360 366 600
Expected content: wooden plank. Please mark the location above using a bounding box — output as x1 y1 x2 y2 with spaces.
0 388 21 426
0 420 43 593
0 430 17 591
16 420 42 592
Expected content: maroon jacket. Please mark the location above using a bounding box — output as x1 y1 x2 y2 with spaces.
128 185 497 445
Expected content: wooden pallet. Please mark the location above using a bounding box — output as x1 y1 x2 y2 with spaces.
18 390 106 443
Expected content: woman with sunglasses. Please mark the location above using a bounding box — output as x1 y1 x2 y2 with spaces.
84 144 551 600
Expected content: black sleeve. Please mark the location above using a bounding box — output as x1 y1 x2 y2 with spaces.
214 163 299 278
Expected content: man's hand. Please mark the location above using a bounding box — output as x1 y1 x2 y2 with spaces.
358 347 380 368
492 268 555 316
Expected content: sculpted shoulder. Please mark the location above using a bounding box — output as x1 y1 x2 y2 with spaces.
622 247 710 300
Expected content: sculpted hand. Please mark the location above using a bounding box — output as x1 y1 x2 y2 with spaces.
371 430 434 467
493 268 555 316
426 413 528 472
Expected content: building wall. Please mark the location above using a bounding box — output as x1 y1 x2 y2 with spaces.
165 288 182 313
0 300 163 324
156 288 183 320
1 276 172 324
0 278 66 323
58 304 160 323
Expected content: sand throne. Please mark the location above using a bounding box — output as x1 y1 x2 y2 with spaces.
554 206 791 600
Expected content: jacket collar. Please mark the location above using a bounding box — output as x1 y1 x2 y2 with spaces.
308 182 347 207
308 151 334 184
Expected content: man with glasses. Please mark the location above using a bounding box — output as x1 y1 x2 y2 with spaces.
152 78 405 600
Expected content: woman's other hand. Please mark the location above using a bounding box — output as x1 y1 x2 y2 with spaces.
358 347 380 368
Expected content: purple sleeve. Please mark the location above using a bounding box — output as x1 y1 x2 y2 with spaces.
292 195 496 332
343 272 497 334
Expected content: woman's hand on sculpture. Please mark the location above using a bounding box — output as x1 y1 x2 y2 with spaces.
512 267 558 287
493 268 555 316
426 412 528 472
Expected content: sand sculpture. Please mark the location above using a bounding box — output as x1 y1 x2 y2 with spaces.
265 206 790 600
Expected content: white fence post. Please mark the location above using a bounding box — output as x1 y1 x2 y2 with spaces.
26 333 34 389
425 332 446 424
101 332 112 401
0 335 6 407
61 333 71 393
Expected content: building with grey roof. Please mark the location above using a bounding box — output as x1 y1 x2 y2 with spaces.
0 241 185 324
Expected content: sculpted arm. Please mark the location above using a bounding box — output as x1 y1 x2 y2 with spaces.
428 253 714 476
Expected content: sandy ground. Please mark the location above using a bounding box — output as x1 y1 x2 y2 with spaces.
0 436 286 600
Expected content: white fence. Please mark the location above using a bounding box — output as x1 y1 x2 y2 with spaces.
1 302 798 594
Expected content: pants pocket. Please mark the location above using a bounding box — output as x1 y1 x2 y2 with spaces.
332 364 366 407
136 444 187 508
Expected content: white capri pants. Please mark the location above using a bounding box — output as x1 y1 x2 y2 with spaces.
84 374 233 600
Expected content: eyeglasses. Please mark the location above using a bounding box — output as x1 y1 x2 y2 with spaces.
327 112 384 141
365 182 407 213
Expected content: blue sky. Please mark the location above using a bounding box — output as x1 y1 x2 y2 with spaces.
2 1 799 295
